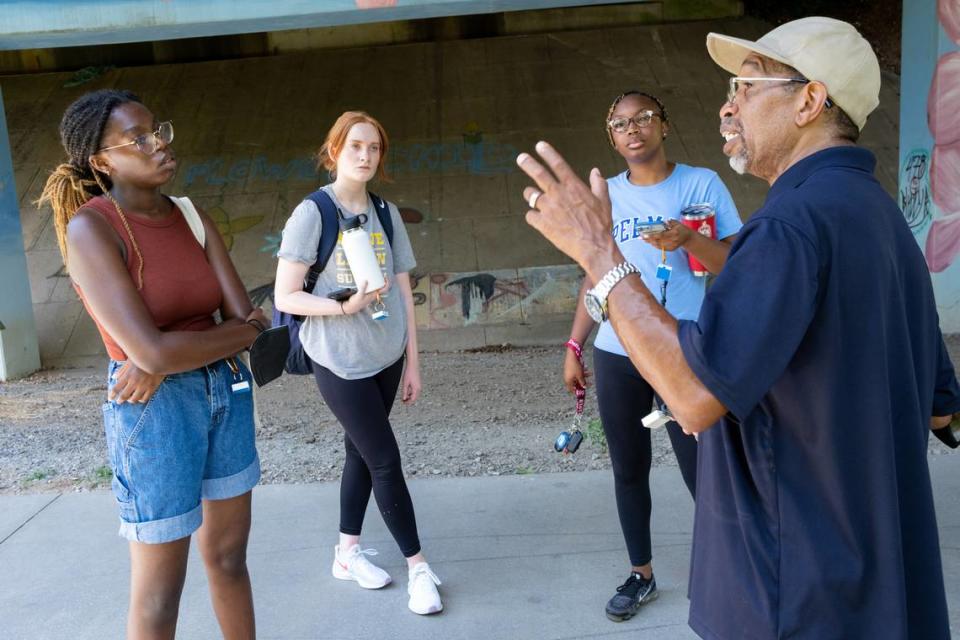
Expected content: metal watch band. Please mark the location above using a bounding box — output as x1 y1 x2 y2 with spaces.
592 261 640 301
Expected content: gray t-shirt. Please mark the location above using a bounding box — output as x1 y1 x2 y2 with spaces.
277 185 417 379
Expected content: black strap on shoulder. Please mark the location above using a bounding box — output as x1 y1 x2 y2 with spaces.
303 189 339 293
369 193 394 248
302 189 395 292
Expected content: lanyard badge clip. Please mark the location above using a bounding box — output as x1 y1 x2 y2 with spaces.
656 247 672 307
371 292 389 321
226 357 251 394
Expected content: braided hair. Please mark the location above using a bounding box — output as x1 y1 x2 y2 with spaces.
36 89 147 287
604 90 669 148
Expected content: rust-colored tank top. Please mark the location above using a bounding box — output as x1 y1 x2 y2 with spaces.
74 195 222 361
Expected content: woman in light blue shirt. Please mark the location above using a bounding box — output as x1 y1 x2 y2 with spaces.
561 90 742 624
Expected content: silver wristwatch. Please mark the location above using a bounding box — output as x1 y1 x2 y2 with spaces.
584 261 641 323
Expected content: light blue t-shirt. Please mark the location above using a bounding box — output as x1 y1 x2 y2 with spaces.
594 164 742 357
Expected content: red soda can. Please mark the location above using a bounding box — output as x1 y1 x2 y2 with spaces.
680 203 717 276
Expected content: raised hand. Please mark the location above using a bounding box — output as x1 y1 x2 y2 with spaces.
517 141 624 279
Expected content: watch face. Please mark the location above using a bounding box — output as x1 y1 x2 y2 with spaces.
584 293 604 323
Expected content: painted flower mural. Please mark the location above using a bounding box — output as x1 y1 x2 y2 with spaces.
924 1 960 272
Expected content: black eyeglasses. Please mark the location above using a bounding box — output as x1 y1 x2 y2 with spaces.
98 121 174 155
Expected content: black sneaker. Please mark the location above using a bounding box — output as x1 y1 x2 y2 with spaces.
605 572 658 622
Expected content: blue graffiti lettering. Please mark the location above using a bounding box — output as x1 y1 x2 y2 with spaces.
182 141 518 189
228 159 250 182
388 141 518 177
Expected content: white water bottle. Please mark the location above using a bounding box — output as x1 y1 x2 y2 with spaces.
340 213 386 293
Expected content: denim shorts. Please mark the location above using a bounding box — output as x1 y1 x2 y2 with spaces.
102 357 260 544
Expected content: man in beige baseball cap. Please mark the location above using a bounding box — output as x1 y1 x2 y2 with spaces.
514 15 956 640
709 16 880 180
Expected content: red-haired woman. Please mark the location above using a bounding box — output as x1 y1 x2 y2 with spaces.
274 111 441 615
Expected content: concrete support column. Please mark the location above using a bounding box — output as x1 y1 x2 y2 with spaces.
0 86 40 380
900 0 960 331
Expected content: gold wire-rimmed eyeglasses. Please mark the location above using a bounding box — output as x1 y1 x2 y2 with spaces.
98 121 174 155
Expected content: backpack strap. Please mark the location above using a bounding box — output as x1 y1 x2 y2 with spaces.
301 189 396 293
370 193 394 247
171 196 205 248
303 189 340 293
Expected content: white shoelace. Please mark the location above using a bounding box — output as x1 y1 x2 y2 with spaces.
343 546 380 567
409 563 442 587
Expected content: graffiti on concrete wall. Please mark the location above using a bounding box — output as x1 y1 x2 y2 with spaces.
182 140 518 189
388 140 518 177
62 66 114 88
901 150 932 233
439 272 529 324
208 206 264 251
417 265 582 329
183 156 315 188
247 265 582 330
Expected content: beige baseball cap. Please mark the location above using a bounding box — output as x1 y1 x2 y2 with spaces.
706 16 880 130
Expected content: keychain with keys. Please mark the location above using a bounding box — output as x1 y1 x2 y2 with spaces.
371 292 389 321
226 357 251 394
555 338 586 455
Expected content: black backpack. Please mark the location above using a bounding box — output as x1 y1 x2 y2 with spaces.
273 189 394 375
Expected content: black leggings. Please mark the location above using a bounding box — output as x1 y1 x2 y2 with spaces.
312 356 421 558
593 348 697 567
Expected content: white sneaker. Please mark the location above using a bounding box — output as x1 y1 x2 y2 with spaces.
407 562 443 615
331 544 392 589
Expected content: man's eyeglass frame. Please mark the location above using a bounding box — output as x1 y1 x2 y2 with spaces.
97 121 174 155
727 77 833 109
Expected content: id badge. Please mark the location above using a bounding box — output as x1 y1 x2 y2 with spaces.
226 357 251 394
371 297 389 321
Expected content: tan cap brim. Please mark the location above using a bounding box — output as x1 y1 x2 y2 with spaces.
706 32 794 75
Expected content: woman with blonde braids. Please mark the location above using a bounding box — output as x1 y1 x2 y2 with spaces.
38 89 265 639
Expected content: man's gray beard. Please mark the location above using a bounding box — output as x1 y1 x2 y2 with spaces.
729 153 748 175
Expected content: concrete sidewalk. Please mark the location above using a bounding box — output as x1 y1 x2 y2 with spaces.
1 458 957 640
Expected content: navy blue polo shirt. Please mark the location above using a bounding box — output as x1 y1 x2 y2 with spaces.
677 146 960 640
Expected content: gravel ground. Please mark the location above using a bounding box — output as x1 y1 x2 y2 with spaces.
1 344 957 495
0 347 626 494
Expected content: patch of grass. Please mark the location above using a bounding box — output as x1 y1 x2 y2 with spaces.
585 417 607 453
515 465 535 475
24 468 57 483
92 465 113 481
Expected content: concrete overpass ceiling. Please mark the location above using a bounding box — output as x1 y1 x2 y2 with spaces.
1 0 646 50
